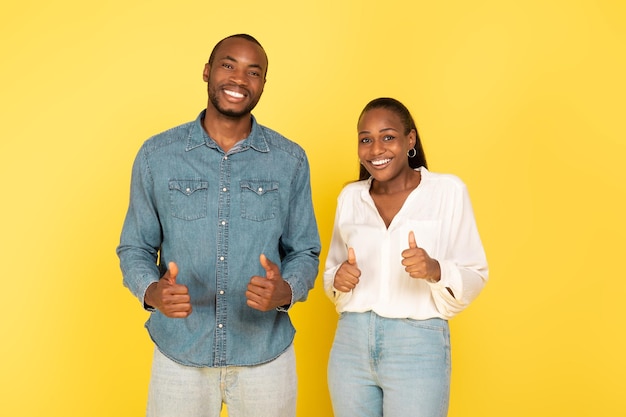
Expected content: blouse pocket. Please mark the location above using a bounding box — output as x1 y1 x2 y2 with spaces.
168 179 209 220
240 180 278 221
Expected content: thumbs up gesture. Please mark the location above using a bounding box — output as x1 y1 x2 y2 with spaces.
144 262 192 318
333 247 362 293
401 231 441 282
246 254 292 311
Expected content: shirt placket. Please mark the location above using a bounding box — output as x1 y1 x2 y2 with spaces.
214 153 231 366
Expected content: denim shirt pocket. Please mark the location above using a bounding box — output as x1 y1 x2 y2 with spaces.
240 180 278 221
168 179 209 220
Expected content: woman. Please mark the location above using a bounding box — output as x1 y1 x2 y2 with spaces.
324 97 488 417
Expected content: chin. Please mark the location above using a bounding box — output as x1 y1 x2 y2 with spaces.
217 106 250 118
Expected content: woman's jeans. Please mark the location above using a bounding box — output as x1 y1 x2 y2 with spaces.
147 344 296 417
328 311 450 417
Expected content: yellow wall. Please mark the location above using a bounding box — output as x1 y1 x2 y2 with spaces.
1 1 624 416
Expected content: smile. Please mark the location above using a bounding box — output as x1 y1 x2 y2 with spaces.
224 89 245 98
370 158 391 166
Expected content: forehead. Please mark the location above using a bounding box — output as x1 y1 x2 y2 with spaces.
358 108 403 130
213 37 267 68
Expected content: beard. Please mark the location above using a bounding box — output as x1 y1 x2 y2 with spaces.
208 83 261 118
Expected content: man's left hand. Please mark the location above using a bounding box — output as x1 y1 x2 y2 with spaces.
246 254 292 311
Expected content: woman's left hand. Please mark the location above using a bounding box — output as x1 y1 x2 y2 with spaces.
401 231 441 282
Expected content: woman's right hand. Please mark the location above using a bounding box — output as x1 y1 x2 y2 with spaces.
333 247 361 292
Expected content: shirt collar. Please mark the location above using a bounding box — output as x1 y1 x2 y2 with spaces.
185 109 269 153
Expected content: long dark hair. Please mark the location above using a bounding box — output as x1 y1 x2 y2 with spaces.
358 97 428 181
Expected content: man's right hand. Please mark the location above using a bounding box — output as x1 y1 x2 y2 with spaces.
144 262 192 318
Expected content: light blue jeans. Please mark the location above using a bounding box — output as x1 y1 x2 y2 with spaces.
328 312 450 417
147 344 296 417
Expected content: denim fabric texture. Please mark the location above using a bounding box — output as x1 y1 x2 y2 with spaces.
328 312 451 417
117 110 320 367
147 345 297 417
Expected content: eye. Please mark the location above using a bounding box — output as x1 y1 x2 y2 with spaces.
359 137 371 144
221 63 234 70
248 70 261 77
383 135 395 141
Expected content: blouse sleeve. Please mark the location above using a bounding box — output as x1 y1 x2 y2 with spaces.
429 181 488 318
323 193 353 307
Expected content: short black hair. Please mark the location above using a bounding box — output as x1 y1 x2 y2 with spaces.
207 34 268 76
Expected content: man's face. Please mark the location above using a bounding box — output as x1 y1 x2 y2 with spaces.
203 37 267 118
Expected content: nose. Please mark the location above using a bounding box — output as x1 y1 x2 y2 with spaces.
370 139 385 155
229 68 247 85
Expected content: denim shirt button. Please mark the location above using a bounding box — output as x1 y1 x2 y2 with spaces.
219 290 224 295
219 256 224 261
222 187 227 192
221 221 226 226
218 324 223 328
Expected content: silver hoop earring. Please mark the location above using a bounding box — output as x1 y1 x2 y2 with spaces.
407 148 417 158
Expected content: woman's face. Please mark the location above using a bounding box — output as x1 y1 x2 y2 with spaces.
357 107 415 184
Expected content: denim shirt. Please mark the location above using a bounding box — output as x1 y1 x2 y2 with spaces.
117 110 321 367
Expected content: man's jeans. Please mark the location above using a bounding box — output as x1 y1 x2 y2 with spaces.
147 344 296 417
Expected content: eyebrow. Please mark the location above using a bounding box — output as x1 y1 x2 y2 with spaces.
221 55 264 71
358 127 399 135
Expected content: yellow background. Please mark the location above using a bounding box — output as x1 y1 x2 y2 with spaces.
1 0 624 416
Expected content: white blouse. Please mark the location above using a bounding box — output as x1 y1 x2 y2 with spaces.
324 167 488 320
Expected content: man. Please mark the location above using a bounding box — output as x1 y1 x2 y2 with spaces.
117 34 321 417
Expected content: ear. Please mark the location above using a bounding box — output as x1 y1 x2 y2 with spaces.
202 63 210 82
408 128 417 149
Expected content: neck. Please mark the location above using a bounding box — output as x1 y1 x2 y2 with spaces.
203 107 252 152
371 168 421 195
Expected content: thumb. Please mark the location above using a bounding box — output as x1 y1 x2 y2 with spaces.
347 247 357 265
260 254 279 280
408 231 418 249
166 261 179 284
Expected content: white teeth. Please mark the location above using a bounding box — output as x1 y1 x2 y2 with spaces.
371 158 391 166
224 90 244 98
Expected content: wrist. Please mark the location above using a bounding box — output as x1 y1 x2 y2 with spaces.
143 282 158 309
277 280 294 312
426 260 441 283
